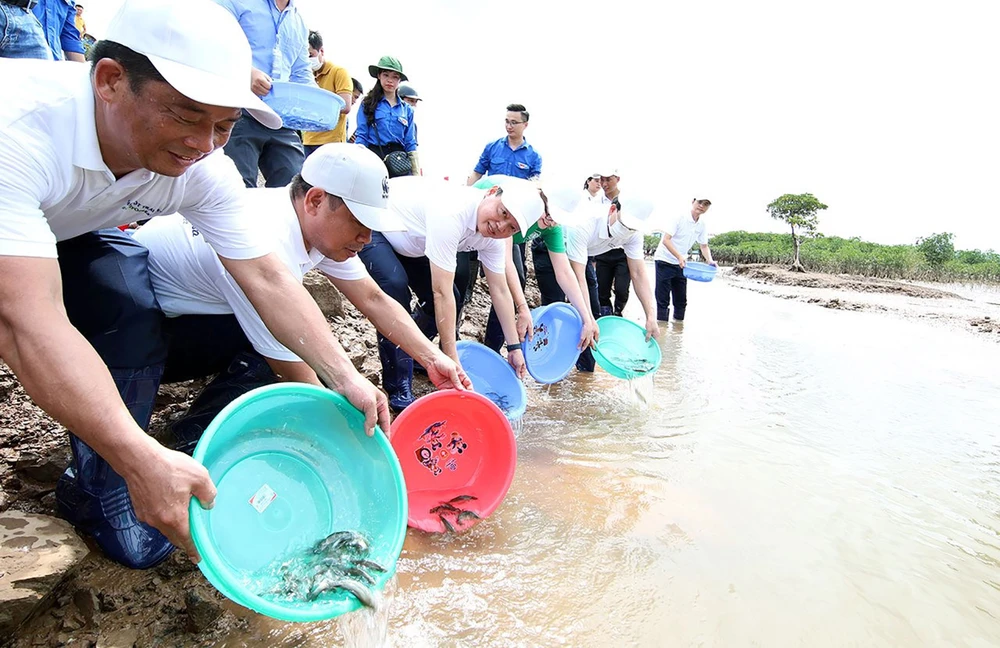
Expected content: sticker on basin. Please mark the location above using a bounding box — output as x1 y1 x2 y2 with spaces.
249 483 277 513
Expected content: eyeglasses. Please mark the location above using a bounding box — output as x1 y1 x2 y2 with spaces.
504 119 524 126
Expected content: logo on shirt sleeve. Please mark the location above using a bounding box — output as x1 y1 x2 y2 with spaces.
516 162 528 170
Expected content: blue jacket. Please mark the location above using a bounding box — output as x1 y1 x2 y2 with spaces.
474 136 542 179
32 0 83 60
353 97 417 152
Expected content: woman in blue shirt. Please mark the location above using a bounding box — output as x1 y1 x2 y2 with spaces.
354 55 418 177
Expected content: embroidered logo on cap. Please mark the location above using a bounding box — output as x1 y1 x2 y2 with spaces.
382 176 389 199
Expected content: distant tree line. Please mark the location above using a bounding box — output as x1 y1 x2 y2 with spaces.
703 231 1000 283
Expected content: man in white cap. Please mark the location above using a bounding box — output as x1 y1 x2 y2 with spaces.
654 197 716 322
593 167 631 318
359 177 542 410
0 0 388 569
133 144 471 454
565 194 660 370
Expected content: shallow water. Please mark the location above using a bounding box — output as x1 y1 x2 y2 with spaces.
226 278 1000 647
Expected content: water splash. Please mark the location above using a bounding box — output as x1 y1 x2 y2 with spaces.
336 575 398 648
620 373 656 408
509 415 524 438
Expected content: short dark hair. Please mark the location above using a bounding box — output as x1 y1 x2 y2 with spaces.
289 174 344 211
506 103 529 122
352 78 363 94
89 40 167 93
308 30 322 51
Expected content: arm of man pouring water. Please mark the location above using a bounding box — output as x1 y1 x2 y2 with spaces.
220 253 391 433
0 255 217 563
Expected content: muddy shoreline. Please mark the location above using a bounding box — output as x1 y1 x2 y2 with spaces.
726 263 1000 339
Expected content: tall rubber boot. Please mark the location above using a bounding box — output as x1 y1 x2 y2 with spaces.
377 337 398 396
165 352 278 456
389 349 415 412
55 364 176 569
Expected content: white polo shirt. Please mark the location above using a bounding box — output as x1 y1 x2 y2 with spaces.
381 177 506 274
565 210 644 264
653 213 708 265
134 187 367 362
0 59 268 260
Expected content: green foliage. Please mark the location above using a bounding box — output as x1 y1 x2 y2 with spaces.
709 231 1000 283
766 193 829 235
916 232 956 267
643 234 660 256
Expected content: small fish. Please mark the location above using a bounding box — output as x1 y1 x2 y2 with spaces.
336 578 380 610
439 514 456 534
455 510 481 524
308 575 378 610
354 559 388 574
313 530 369 556
345 566 377 586
447 495 478 503
430 503 461 514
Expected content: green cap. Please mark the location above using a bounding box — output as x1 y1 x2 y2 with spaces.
368 55 407 82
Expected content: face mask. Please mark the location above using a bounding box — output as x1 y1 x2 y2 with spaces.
609 219 632 239
309 56 322 72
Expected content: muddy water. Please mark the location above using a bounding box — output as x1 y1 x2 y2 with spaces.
224 278 1000 647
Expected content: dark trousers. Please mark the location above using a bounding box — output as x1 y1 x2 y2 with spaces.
594 248 630 316
655 260 688 321
483 242 526 352
224 111 305 188
303 144 322 158
359 230 464 345
455 250 478 309
575 258 601 372
58 229 274 424
531 239 564 305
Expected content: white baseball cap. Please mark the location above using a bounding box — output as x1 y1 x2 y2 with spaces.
541 185 586 227
494 178 544 235
598 167 620 178
616 194 658 233
104 0 281 129
300 144 404 231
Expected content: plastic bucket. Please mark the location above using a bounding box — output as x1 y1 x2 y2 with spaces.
390 390 516 533
189 383 406 622
522 303 584 384
591 316 662 379
262 81 346 132
455 340 527 420
682 261 717 282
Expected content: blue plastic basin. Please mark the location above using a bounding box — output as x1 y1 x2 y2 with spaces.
262 81 346 132
522 303 584 384
683 261 717 282
456 340 527 420
189 383 406 622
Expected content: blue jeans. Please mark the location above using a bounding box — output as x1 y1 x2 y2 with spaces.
655 260 688 321
0 3 52 59
223 110 304 188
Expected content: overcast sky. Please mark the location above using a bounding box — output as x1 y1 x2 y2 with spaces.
83 0 999 250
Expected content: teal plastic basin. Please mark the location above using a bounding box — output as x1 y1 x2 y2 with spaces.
189 383 407 622
592 316 663 379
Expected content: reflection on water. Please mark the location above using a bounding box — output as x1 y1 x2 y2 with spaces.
226 280 1000 646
